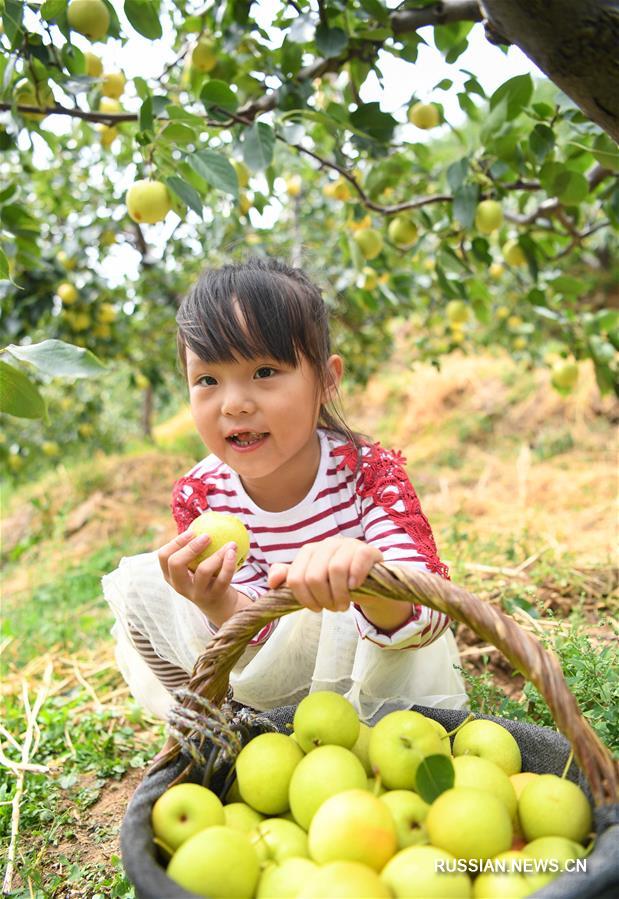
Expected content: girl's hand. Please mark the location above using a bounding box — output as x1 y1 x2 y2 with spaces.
157 530 238 617
267 537 383 613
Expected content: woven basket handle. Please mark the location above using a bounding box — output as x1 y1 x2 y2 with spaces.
157 563 618 806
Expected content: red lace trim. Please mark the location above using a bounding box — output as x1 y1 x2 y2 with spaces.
171 476 215 533
332 440 450 580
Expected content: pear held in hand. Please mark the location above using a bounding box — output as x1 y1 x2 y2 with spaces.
185 510 251 573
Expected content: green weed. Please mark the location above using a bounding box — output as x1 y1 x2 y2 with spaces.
461 616 619 752
3 539 152 667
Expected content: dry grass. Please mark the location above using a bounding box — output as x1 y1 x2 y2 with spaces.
346 350 618 566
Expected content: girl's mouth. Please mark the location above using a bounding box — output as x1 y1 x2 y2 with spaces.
227 431 269 449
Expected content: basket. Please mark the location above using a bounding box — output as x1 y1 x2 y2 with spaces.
120 563 619 898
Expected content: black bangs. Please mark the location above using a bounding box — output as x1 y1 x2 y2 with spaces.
176 258 329 370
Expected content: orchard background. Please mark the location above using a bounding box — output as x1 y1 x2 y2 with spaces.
1 1 617 895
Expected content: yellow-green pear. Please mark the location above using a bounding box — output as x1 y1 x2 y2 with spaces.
57 282 78 304
354 228 384 260
166 825 260 898
14 78 54 121
502 239 526 267
452 719 522 776
475 200 504 234
307 789 397 871
185 510 250 573
381 845 472 898
518 775 592 843
101 72 125 99
426 787 512 861
151 782 224 852
408 102 440 129
388 216 418 248
300 861 391 898
257 858 318 898
126 179 172 225
67 0 110 41
236 733 304 815
84 52 103 77
293 691 359 753
192 38 217 72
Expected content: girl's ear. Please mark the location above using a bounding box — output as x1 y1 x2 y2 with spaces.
324 354 344 402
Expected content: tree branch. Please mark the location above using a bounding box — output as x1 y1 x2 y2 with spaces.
391 0 482 35
0 102 138 124
505 165 614 226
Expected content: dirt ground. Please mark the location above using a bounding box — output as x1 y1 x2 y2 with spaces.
3 350 617 894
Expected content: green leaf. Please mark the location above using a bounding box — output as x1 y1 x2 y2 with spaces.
434 21 472 53
0 246 11 282
591 133 619 172
161 123 196 145
458 92 481 120
201 80 239 113
446 158 468 193
549 275 586 296
349 103 396 143
6 340 106 378
0 359 47 420
452 183 479 228
124 0 162 40
3 0 24 45
490 74 533 120
480 96 508 146
166 176 203 218
553 171 588 205
589 335 616 366
315 25 349 58
359 0 390 24
470 237 492 265
187 149 238 198
529 124 555 162
62 44 86 76
166 105 206 127
280 38 303 77
139 94 168 132
242 122 275 172
139 96 153 133
1 204 39 236
41 0 66 21
415 754 455 804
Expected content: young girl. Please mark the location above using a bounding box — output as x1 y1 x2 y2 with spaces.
102 257 467 725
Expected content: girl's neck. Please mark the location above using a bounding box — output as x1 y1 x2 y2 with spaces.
238 431 322 512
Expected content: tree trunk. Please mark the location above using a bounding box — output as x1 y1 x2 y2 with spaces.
141 385 153 440
480 0 619 142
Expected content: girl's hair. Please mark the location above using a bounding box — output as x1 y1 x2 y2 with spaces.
176 257 366 454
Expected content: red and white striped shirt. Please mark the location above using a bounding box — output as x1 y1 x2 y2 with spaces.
171 428 450 652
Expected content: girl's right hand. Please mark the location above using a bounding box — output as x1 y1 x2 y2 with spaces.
157 530 238 617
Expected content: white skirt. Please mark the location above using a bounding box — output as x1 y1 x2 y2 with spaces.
102 552 468 723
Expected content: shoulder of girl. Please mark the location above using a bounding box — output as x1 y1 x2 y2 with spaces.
330 432 407 472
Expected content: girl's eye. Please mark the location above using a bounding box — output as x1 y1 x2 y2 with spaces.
255 366 276 379
197 375 217 386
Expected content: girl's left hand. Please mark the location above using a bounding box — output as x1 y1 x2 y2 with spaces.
267 537 383 613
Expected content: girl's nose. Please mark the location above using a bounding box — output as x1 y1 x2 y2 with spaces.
220 385 255 416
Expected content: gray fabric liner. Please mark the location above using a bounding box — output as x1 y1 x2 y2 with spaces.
120 705 619 899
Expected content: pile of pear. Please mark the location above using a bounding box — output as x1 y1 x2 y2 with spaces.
151 690 592 898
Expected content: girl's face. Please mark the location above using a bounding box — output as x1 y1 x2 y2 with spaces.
185 345 342 508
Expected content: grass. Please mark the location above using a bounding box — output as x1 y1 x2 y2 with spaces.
1 350 617 895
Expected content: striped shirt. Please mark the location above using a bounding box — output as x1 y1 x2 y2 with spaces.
130 428 451 688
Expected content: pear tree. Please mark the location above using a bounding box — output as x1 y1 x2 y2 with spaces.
1 0 617 479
